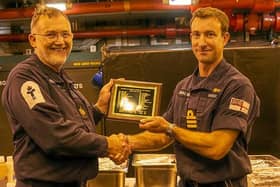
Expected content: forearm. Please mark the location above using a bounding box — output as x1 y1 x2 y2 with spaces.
173 127 216 156
172 126 239 160
127 131 172 152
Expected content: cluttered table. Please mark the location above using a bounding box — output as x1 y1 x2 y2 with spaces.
86 154 280 187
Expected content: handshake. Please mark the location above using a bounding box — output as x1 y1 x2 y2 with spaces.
106 133 131 165
105 116 172 165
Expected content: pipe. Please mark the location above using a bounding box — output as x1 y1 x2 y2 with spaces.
230 14 244 32
1 11 279 42
230 12 280 33
0 34 29 42
192 0 277 12
246 14 261 35
253 0 275 12
0 27 190 42
0 0 279 41
276 11 280 32
0 1 191 20
0 7 33 20
2 0 279 21
74 28 190 39
275 1 280 8
262 14 275 31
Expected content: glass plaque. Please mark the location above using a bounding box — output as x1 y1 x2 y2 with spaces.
108 79 162 121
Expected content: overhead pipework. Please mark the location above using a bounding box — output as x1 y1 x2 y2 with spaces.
38 0 73 11
0 27 190 42
0 0 279 42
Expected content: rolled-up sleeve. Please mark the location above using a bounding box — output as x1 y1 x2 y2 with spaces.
212 84 259 135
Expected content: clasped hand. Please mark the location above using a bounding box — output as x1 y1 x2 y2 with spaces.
106 133 131 165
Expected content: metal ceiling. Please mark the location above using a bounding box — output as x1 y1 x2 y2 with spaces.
0 0 114 9
0 0 279 42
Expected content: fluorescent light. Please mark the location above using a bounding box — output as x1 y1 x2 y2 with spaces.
169 0 192 5
46 3 67 11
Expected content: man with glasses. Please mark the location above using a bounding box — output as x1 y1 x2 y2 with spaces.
126 7 260 187
1 7 130 187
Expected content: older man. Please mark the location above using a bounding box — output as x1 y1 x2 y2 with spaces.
2 7 130 187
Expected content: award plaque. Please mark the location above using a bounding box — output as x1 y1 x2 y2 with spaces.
108 79 162 121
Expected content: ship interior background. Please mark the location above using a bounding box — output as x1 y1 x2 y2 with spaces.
0 0 280 176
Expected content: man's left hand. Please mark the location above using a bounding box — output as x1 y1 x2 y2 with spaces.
95 79 114 114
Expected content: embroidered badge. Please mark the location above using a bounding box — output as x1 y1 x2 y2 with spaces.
178 90 189 97
21 81 45 109
212 88 221 93
229 97 250 115
208 93 217 98
79 106 87 117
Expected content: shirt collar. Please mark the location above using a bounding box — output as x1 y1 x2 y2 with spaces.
190 59 230 91
31 54 73 85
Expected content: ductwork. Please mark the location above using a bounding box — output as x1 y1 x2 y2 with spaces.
0 27 190 42
191 0 280 12
0 0 279 41
0 1 191 20
230 11 280 32
1 0 280 20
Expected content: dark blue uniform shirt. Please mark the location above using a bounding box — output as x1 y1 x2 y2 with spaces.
163 59 260 183
1 54 107 183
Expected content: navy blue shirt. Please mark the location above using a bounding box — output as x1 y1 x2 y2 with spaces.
163 60 260 183
1 54 107 183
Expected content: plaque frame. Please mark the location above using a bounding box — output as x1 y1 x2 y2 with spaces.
107 79 162 121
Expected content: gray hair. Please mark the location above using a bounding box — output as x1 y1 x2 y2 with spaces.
30 7 70 31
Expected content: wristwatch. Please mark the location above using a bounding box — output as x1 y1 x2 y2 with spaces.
166 123 175 137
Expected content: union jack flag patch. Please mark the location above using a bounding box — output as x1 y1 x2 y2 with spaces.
229 98 250 115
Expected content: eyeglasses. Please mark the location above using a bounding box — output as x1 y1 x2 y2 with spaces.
33 31 73 40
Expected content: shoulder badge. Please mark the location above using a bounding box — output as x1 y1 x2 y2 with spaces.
229 97 250 115
21 81 46 109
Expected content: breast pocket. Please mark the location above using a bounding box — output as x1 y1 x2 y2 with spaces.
196 93 218 117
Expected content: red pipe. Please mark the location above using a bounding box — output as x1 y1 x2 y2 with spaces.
213 0 255 9
74 28 190 38
275 11 280 32
230 12 280 32
246 14 261 34
0 0 280 20
230 14 244 32
192 0 276 12
0 28 190 42
0 1 191 20
0 7 34 20
65 2 126 15
128 0 190 11
0 34 29 42
275 1 280 8
253 0 275 12
262 14 275 31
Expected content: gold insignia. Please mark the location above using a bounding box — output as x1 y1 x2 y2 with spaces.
79 106 87 116
212 88 221 93
21 81 45 109
186 109 197 128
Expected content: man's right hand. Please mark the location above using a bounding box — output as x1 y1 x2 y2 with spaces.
106 133 131 165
